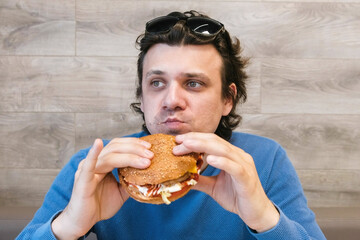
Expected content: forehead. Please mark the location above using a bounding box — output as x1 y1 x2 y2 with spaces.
142 43 223 79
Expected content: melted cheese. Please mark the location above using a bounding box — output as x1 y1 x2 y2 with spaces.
188 165 198 174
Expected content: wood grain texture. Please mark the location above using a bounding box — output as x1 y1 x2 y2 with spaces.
0 113 75 169
239 114 360 170
239 59 261 114
0 169 59 207
76 1 360 59
0 0 359 214
299 170 360 207
261 58 360 114
0 0 75 55
0 56 260 114
75 112 143 151
0 56 137 112
298 170 360 193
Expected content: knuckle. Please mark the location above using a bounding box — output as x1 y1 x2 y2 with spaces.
135 139 142 146
108 137 123 146
136 138 149 148
223 144 233 154
234 165 245 176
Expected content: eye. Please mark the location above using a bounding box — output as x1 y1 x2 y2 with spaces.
186 81 203 89
151 80 165 88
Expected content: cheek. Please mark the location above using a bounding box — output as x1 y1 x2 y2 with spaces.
142 96 160 117
198 94 226 114
192 99 224 126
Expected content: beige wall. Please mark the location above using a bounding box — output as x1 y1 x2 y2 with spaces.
0 0 359 219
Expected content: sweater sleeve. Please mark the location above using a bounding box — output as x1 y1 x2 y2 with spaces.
249 146 326 240
16 148 90 240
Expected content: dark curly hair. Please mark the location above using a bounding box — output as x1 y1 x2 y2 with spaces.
130 10 248 140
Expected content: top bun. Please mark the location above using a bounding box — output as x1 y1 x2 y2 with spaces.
119 134 198 185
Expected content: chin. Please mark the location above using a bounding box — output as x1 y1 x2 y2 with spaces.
164 129 189 136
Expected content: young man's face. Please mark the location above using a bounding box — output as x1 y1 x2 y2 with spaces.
140 43 233 135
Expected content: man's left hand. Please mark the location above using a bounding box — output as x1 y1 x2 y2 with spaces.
173 132 280 233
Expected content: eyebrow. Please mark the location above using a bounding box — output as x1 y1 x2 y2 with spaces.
144 69 211 82
145 70 165 79
181 72 210 81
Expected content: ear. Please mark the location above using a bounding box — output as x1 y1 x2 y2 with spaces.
222 83 236 116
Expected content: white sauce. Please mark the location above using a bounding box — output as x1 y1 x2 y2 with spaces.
135 178 197 197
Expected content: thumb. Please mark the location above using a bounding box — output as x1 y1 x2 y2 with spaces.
83 139 104 172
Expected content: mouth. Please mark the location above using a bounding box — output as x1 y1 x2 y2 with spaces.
163 118 184 124
160 118 186 130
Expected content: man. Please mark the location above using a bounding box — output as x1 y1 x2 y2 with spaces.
17 10 325 239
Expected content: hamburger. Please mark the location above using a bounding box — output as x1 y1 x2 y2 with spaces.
118 133 202 205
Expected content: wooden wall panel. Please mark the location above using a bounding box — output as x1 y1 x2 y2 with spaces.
298 170 360 193
0 0 75 55
298 170 360 207
239 59 261 114
75 113 143 151
0 56 259 113
261 58 360 114
239 114 360 170
0 113 75 169
0 0 359 213
0 169 59 207
0 57 137 112
76 1 360 59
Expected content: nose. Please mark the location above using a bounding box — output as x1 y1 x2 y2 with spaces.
162 82 186 111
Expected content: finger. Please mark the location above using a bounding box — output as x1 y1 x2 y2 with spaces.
206 155 247 182
174 132 250 164
95 137 154 173
74 160 85 180
82 139 103 173
75 139 104 192
99 142 153 160
174 132 230 156
95 153 151 174
106 137 151 150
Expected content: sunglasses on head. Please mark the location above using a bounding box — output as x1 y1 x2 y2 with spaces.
145 15 225 37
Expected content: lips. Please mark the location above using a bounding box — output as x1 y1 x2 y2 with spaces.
161 118 186 129
164 118 184 124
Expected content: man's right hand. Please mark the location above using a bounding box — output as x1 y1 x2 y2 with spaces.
51 138 153 240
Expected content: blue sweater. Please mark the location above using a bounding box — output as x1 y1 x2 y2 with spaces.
17 132 326 239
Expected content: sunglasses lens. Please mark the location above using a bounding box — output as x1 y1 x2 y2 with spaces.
187 17 223 35
146 16 179 33
146 15 224 37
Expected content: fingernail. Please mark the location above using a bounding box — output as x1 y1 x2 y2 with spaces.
173 145 181 154
175 134 184 142
141 140 151 148
145 149 153 158
141 158 151 166
207 156 216 165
